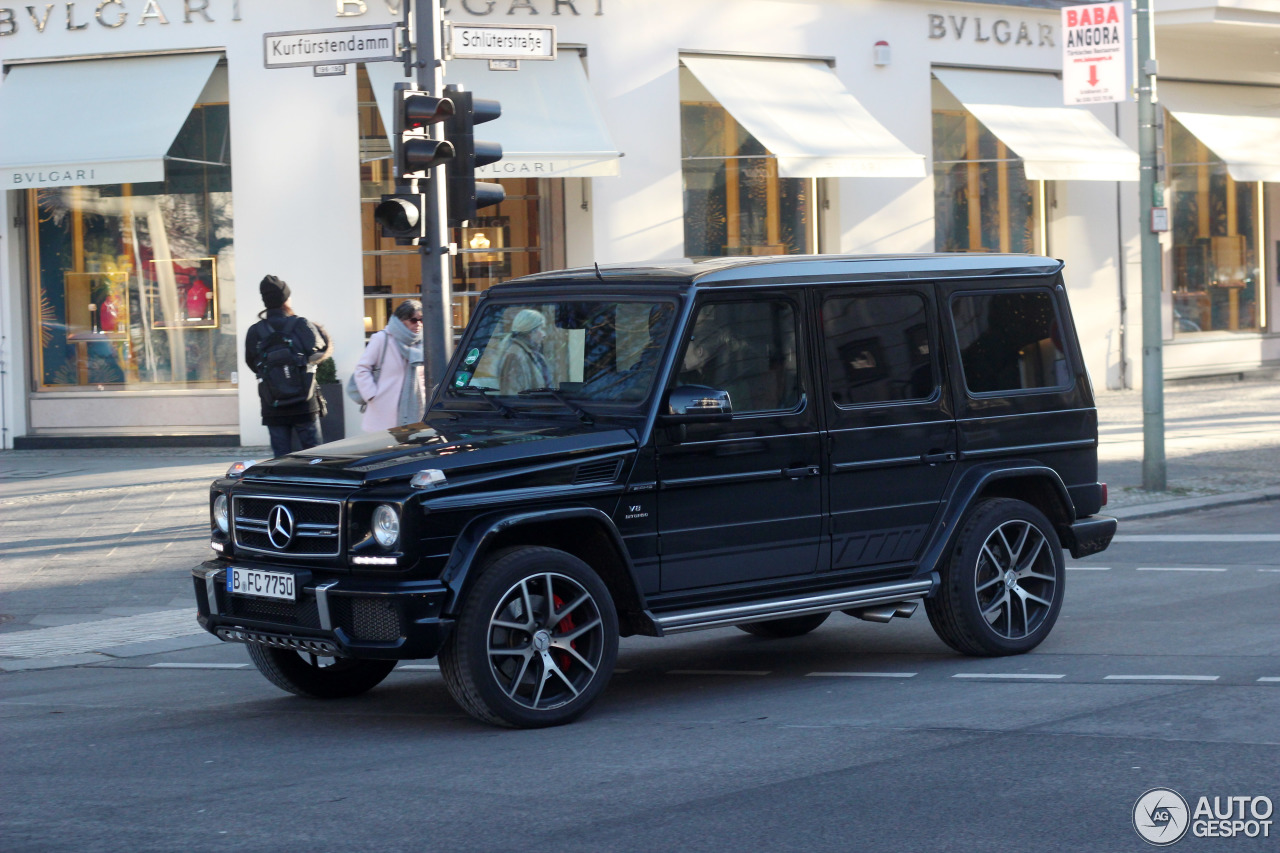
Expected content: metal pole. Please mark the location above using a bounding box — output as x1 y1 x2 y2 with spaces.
413 0 452 391
1136 0 1166 491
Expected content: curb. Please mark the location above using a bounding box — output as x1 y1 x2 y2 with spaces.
1109 490 1280 521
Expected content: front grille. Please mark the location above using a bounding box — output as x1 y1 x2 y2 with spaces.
232 495 341 557
331 597 402 642
225 594 322 629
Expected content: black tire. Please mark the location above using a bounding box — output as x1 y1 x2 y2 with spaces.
439 546 619 728
246 644 397 699
925 498 1065 657
737 612 830 639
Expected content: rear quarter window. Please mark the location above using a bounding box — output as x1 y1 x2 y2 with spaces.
950 290 1070 394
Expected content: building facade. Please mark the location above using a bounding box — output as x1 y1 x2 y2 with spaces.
1 0 1277 448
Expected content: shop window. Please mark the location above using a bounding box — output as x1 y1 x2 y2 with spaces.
951 291 1069 394
1166 115 1264 335
932 110 1045 254
679 69 814 259
356 66 545 340
28 101 234 391
823 293 936 407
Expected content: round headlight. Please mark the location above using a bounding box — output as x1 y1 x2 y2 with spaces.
372 504 400 549
213 494 229 534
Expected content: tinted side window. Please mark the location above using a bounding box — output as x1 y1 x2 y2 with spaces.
951 290 1069 393
823 293 935 406
676 300 800 414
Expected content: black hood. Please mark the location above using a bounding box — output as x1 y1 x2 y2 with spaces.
245 417 638 485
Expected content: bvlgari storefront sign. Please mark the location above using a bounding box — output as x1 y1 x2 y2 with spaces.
928 12 1056 47
8 160 162 188
0 1 242 35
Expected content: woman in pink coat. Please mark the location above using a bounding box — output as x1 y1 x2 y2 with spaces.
353 300 425 432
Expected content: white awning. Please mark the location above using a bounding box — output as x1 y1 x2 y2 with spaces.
680 55 925 179
367 55 621 178
0 53 220 189
933 68 1138 182
1159 81 1280 183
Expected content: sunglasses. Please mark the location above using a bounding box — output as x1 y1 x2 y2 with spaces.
407 315 423 323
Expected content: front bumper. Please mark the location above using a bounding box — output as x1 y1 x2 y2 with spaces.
1062 515 1118 559
193 559 454 660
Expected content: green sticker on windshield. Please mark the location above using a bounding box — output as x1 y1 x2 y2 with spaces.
464 348 480 365
454 372 471 387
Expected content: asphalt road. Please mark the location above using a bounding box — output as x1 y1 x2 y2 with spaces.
3 500 1277 852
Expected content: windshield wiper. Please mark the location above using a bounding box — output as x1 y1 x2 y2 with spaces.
451 385 515 418
518 387 595 425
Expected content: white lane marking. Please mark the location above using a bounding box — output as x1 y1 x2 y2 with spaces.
1260 569 1280 573
398 664 440 671
952 673 1065 680
1257 677 1280 683
1104 675 1220 682
1067 567 1112 571
0 610 201 658
807 671 916 678
1114 535 1280 543
149 663 248 670
668 669 771 676
1136 567 1228 573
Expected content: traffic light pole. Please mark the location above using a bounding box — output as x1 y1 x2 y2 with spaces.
1136 0 1166 491
411 0 452 391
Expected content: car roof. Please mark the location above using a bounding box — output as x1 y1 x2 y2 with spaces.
490 254 1064 294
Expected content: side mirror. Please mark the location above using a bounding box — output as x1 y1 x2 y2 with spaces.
658 385 733 424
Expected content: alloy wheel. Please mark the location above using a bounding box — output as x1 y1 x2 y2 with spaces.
973 519 1059 640
485 572 606 711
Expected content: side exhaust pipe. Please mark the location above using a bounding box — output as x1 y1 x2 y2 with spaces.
844 600 919 624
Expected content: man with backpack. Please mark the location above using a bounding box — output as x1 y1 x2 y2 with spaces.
244 275 331 458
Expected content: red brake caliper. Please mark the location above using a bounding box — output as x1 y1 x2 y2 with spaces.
552 594 576 672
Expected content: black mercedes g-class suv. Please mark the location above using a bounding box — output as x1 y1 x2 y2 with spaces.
195 254 1116 728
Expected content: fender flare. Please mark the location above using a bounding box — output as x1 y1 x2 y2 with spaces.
916 463 1076 581
438 506 653 628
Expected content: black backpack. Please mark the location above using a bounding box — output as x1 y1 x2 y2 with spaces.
255 316 315 408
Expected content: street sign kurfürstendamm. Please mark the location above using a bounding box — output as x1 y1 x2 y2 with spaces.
264 24 400 70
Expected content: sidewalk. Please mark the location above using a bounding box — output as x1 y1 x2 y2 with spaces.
0 378 1276 666
1094 379 1280 518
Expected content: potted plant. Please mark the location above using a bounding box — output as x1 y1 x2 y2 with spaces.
316 356 345 443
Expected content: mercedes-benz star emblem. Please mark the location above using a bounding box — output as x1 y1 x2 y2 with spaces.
267 504 295 550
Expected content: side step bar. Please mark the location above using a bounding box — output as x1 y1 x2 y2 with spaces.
652 579 934 635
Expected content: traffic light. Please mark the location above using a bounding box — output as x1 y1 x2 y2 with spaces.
374 83 455 244
373 193 427 243
444 85 505 226
394 85 454 180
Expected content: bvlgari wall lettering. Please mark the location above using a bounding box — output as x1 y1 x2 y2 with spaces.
0 0 237 34
928 13 1054 47
441 0 603 16
441 0 600 15
11 168 96 185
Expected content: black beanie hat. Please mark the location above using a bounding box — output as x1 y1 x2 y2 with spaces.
260 275 291 309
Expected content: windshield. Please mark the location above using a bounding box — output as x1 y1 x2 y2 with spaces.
444 299 677 409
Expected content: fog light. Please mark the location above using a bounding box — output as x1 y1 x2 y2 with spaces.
213 494 229 533
372 504 400 549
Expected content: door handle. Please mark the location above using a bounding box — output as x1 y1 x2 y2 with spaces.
921 450 957 465
782 465 820 479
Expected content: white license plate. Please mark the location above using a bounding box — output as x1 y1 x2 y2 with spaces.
226 567 296 601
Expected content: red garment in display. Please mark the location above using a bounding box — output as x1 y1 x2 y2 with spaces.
186 279 211 321
99 294 121 333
